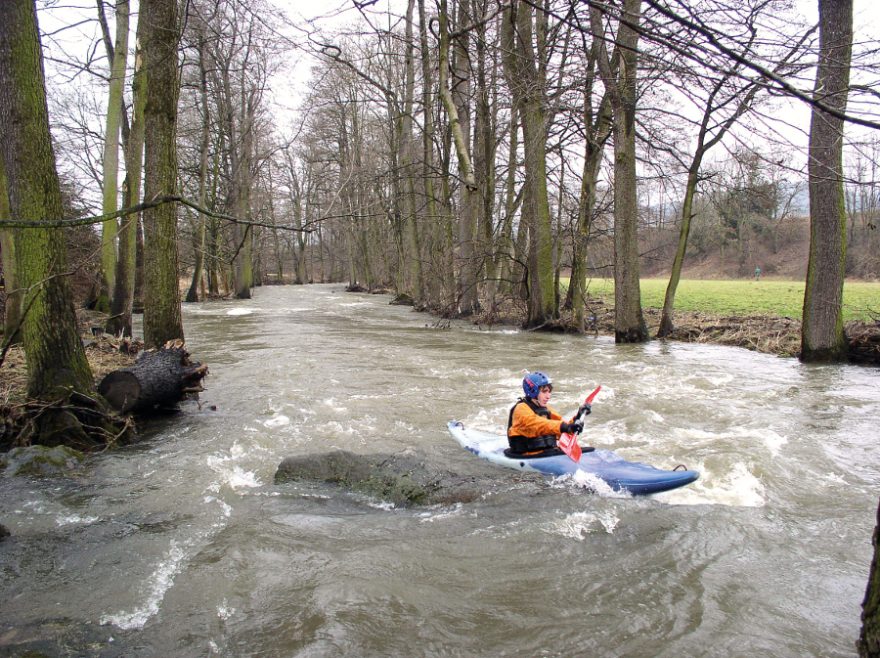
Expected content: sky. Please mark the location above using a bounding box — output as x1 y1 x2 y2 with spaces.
35 0 880 208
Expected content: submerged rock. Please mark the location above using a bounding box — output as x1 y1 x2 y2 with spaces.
274 449 484 507
0 445 86 477
0 523 9 540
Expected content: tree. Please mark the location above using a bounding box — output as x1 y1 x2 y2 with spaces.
96 0 130 313
438 0 481 316
184 11 214 303
860 497 880 657
565 28 611 332
591 0 648 343
801 0 853 363
656 3 813 337
0 0 95 437
0 156 22 344
500 0 557 328
107 9 146 337
141 0 184 347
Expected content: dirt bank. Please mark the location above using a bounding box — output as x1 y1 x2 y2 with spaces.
469 297 880 365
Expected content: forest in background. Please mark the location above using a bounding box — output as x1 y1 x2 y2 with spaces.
5 0 876 340
1 0 878 413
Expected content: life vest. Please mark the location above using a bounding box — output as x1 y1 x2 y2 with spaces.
506 398 561 457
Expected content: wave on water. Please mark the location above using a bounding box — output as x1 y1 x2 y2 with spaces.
549 471 625 498
262 414 290 428
543 510 621 540
657 460 765 507
226 308 253 316
99 497 241 630
100 443 258 630
55 514 100 526
206 444 263 492
100 540 190 630
418 503 472 523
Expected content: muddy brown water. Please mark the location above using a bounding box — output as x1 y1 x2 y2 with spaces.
1 284 879 656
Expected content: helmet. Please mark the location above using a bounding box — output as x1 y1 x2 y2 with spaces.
523 372 552 399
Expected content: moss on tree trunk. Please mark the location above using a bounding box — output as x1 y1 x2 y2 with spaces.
0 0 94 401
141 0 184 348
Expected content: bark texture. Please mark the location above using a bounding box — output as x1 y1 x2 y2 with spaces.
591 0 647 343
860 497 880 657
98 341 207 413
0 0 94 400
500 0 557 328
141 0 184 347
801 0 852 362
108 11 146 338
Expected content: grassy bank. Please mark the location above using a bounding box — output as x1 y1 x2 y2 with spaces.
574 278 878 323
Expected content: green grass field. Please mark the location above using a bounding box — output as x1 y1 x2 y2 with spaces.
571 278 879 323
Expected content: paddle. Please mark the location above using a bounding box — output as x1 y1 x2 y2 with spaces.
558 385 601 463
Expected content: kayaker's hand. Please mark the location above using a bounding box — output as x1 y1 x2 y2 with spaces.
578 403 592 417
561 421 583 435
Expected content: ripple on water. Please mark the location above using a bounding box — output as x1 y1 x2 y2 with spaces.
542 509 622 539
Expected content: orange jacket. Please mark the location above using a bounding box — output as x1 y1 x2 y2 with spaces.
507 399 564 439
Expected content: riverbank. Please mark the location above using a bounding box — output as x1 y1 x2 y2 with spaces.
0 335 137 450
468 295 880 365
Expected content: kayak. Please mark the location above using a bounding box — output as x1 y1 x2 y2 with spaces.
447 420 699 495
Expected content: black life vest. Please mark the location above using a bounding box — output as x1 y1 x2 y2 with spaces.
506 398 561 456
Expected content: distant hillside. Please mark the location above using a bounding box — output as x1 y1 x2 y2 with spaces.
634 215 878 281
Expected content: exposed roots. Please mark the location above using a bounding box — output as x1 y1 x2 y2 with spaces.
1 336 139 452
1 391 135 452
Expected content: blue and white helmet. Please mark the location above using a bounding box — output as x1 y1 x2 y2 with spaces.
523 371 552 399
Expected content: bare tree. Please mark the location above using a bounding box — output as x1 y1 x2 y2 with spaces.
591 0 648 343
107 8 145 337
500 0 558 328
95 0 130 313
801 0 852 362
656 2 814 337
141 0 184 347
0 0 94 426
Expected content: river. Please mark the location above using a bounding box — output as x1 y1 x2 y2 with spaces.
1 284 879 656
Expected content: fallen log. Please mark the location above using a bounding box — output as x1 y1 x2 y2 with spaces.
97 340 208 413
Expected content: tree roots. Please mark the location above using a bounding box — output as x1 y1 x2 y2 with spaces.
1 390 134 452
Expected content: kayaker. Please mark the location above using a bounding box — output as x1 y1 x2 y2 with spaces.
506 372 588 457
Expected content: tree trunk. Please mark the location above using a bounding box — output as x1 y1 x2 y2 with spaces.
400 0 423 302
473 0 497 316
497 106 521 297
0 0 94 401
501 0 556 328
417 0 445 310
658 166 698 338
98 341 207 413
591 0 647 343
186 32 211 303
439 0 480 316
141 0 184 348
801 0 852 362
860 497 880 657
568 65 611 330
0 156 22 344
97 0 130 313
108 11 145 338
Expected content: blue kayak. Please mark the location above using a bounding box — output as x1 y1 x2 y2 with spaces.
448 420 699 495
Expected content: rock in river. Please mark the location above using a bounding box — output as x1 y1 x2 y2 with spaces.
274 449 485 507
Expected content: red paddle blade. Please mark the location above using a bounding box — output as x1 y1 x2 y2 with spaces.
585 385 602 405
558 431 582 463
